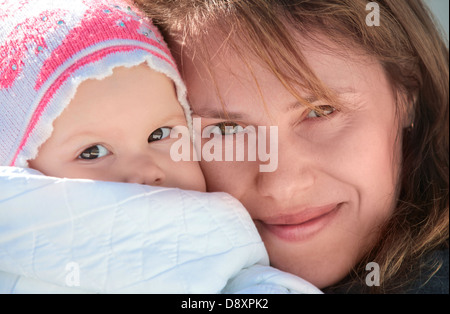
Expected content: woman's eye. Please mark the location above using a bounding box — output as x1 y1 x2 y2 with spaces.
78 145 109 160
306 105 336 119
148 127 172 142
205 122 245 135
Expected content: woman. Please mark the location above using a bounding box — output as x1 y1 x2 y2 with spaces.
136 0 449 293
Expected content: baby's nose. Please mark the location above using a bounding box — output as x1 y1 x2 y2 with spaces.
122 156 166 186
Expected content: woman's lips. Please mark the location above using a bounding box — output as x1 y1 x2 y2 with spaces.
256 203 341 242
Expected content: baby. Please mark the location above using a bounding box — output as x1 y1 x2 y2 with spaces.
0 0 321 294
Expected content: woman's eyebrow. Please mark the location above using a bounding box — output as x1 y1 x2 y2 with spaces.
286 88 359 112
194 108 246 120
286 97 318 112
195 88 358 118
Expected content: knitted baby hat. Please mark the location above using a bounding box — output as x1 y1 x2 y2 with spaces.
0 0 190 167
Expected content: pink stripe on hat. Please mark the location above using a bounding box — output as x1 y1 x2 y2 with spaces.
36 1 173 90
0 9 64 89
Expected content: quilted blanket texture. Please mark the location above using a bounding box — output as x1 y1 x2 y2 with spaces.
0 167 321 294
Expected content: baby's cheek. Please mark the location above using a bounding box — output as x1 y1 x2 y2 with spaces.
177 160 207 192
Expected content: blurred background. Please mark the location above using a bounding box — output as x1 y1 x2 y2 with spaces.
424 0 449 41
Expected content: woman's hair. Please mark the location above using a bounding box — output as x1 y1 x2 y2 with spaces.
135 0 449 293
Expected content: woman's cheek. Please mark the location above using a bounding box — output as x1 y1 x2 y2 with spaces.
199 160 228 192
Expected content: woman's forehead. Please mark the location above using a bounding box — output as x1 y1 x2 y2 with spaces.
182 30 384 109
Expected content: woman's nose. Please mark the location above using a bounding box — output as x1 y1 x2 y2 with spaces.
121 155 166 186
255 139 315 203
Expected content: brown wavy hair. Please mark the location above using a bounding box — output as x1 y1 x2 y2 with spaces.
135 0 449 293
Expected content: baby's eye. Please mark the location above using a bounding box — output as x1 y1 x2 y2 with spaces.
306 105 336 119
205 122 245 136
148 127 172 142
78 145 109 160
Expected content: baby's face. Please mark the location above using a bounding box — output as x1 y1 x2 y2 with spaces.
29 64 206 192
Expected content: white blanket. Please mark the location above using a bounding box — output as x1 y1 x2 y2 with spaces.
0 167 321 294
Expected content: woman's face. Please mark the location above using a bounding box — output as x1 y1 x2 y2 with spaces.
180 33 404 288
